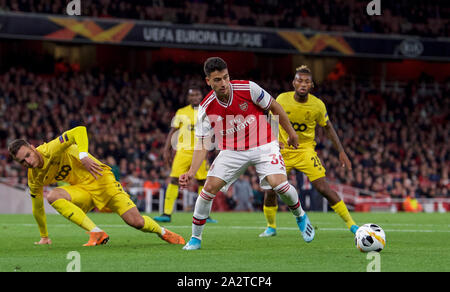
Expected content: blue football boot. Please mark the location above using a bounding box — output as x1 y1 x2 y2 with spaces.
259 227 277 237
206 217 218 223
153 214 171 222
182 237 201 250
350 224 359 235
296 213 315 243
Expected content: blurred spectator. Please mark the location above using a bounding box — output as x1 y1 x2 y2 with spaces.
142 168 162 211
403 196 423 212
106 155 120 181
224 188 236 210
251 177 265 210
231 174 254 212
296 172 323 211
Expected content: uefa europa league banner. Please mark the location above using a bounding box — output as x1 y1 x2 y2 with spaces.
0 12 448 61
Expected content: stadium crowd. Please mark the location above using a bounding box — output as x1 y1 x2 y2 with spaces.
0 0 448 37
0 62 448 211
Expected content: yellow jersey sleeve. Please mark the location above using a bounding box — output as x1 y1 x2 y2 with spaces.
37 126 89 161
65 126 89 153
316 99 329 127
47 126 89 155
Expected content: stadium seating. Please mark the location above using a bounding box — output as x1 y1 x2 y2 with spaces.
0 0 448 37
0 0 448 211
0 65 448 211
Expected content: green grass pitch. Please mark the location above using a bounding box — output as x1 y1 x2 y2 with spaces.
0 211 449 272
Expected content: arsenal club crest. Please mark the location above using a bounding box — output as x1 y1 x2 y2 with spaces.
239 102 248 111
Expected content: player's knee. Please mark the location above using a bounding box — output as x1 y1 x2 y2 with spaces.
202 176 227 194
202 183 219 195
266 174 288 190
202 184 213 194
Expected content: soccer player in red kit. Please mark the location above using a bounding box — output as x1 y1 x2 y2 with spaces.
179 57 315 250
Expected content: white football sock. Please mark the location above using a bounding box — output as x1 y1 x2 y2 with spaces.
273 181 305 217
191 190 215 240
90 226 103 232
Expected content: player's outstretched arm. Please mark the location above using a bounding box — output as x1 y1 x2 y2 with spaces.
30 188 51 244
65 126 89 152
269 99 299 149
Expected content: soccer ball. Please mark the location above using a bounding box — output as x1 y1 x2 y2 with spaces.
355 223 386 252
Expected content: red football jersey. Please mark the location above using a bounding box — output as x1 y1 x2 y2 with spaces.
196 80 275 150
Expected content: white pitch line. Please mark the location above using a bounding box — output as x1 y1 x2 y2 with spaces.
1 223 449 233
311 221 450 228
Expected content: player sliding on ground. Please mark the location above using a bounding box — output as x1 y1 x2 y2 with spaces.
179 57 315 250
259 65 358 238
8 126 185 246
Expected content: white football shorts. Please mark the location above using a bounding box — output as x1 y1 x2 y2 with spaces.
208 140 287 192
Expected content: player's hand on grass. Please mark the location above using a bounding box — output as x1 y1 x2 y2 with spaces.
179 172 193 189
339 151 352 170
81 157 103 180
35 237 52 245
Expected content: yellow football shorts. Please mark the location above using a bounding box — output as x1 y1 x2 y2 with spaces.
281 148 326 182
58 172 136 216
169 149 208 180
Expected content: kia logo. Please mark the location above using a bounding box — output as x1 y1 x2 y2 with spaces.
399 39 424 58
